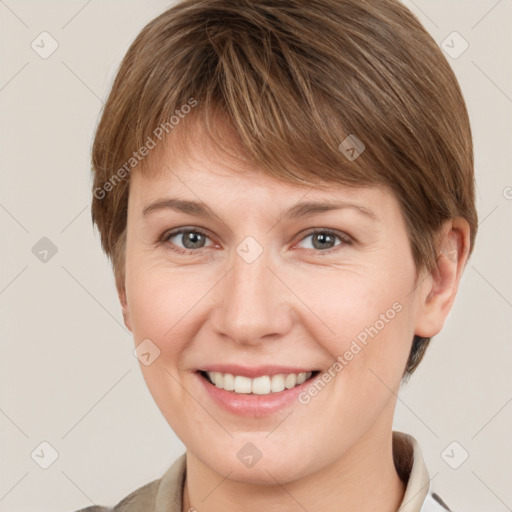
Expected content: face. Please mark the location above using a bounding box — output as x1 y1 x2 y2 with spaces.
121 128 431 485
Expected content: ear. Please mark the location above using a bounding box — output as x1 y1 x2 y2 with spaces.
413 218 471 338
118 284 132 332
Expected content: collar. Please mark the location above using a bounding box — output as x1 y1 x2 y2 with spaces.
152 431 438 512
392 431 431 511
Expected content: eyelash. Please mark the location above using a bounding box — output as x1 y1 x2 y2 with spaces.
158 227 353 256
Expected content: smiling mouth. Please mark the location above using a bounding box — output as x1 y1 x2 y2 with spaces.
198 370 321 395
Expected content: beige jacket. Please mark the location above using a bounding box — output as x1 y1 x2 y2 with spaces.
75 431 452 512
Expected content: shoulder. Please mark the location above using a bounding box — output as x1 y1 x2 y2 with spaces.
71 453 187 512
113 479 160 510
73 507 112 512
72 478 160 512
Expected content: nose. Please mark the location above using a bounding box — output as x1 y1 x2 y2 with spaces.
210 244 294 346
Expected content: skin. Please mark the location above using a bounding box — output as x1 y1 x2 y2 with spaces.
119 122 470 512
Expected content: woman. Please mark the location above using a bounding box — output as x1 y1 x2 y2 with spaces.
82 0 477 510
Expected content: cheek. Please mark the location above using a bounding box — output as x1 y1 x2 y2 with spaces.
125 268 202 415
304 263 415 390
125 263 216 362
127 275 169 336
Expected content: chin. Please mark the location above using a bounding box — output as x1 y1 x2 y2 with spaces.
193 441 315 486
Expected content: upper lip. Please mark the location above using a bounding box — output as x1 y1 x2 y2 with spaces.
197 364 319 379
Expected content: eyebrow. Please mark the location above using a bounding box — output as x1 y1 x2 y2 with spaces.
142 198 377 221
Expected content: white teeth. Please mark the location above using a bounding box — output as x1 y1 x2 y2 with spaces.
223 373 235 391
271 374 285 392
252 376 271 395
205 371 313 395
285 373 297 389
297 372 307 384
234 375 252 393
213 372 223 388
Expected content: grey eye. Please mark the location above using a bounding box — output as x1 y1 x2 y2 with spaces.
297 231 344 251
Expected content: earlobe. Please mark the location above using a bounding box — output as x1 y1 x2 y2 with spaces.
413 218 470 338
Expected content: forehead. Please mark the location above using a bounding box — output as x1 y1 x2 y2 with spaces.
129 115 399 219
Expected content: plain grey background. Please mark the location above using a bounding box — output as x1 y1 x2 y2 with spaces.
1 0 511 510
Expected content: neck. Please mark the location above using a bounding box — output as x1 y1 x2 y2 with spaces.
182 427 406 512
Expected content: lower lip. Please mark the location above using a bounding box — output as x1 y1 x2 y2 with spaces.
196 372 316 416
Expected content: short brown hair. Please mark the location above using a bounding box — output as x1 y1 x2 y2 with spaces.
91 0 478 378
